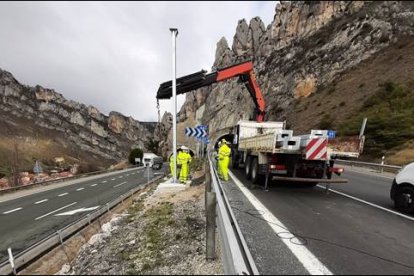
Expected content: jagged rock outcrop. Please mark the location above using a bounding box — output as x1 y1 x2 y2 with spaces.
174 1 414 144
0 69 159 163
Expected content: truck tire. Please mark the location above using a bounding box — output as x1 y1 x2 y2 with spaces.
251 158 264 184
394 185 414 213
245 156 252 180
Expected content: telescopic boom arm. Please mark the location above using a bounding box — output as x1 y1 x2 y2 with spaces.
156 60 265 122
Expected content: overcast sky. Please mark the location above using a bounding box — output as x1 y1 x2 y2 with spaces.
0 1 275 122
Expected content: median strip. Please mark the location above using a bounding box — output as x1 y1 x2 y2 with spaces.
34 199 48 205
3 207 22 214
113 181 127 188
35 202 77 221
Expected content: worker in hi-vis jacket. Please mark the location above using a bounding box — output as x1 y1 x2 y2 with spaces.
217 139 231 181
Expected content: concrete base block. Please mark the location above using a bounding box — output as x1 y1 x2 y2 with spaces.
155 178 187 194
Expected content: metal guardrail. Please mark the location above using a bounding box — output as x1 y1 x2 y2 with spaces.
0 165 142 196
335 159 403 173
0 168 165 275
207 153 258 275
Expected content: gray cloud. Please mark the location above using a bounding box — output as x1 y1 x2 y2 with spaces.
0 1 275 121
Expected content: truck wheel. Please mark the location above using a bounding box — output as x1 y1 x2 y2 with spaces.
394 185 414 213
251 158 264 184
245 156 252 179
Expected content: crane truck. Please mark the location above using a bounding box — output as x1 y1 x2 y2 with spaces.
157 60 364 188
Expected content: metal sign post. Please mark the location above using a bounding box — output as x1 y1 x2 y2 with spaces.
170 28 178 183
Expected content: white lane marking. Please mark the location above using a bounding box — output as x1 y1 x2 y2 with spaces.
58 193 68 197
3 207 23 215
229 171 332 275
35 202 77 220
114 181 127 188
127 174 130 176
154 173 164 175
76 188 85 191
102 180 107 183
55 206 100 216
119 176 123 178
111 178 116 181
34 199 48 205
90 184 98 187
316 185 414 221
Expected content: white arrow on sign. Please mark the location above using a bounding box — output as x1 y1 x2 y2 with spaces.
55 206 100 216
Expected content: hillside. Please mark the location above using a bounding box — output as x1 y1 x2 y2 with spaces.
168 1 414 165
0 69 160 175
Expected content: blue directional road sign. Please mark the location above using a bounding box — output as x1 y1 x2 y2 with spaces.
185 127 207 139
327 130 336 139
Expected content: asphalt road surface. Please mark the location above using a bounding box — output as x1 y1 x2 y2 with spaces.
223 166 414 275
0 166 166 263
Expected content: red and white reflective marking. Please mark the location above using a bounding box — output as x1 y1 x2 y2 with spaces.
306 138 328 160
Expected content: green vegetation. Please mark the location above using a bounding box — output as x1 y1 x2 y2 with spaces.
338 81 414 156
138 202 175 271
128 148 143 165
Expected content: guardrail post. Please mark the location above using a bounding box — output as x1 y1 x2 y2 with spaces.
205 161 211 211
206 191 216 260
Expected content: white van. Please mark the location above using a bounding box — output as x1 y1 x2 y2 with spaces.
143 153 163 170
390 162 414 213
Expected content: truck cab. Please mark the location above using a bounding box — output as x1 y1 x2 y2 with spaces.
143 153 163 170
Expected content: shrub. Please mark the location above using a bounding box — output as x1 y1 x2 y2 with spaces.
128 148 144 165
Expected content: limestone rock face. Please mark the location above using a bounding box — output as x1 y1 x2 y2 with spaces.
0 69 160 163
172 1 414 144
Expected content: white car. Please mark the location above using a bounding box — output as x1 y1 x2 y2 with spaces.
391 162 414 213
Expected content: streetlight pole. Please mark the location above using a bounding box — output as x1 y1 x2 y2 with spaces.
170 28 178 183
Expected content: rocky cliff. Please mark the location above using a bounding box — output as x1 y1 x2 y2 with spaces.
173 1 414 157
0 69 159 169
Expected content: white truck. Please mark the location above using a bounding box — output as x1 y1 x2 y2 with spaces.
143 153 163 170
230 120 352 188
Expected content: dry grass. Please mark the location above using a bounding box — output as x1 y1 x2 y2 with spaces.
387 141 414 166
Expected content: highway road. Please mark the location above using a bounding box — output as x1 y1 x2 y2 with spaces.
0 166 166 263
223 166 414 275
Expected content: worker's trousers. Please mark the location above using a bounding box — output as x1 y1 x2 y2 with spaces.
218 157 229 181
179 163 188 183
